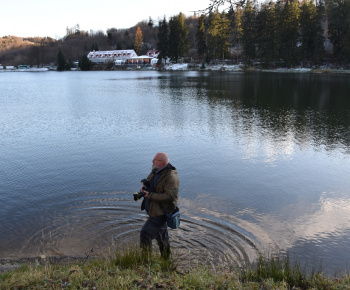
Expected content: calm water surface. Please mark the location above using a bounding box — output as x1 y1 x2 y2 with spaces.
1 71 350 273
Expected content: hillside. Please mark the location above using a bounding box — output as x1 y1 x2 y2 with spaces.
0 16 200 68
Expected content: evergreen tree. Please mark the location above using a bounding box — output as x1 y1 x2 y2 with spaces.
107 28 118 49
207 10 221 62
256 2 279 66
241 1 257 64
178 13 190 59
123 31 131 48
168 16 180 62
91 42 99 51
230 6 243 45
229 5 244 60
218 12 231 60
207 10 231 62
299 0 325 65
134 26 143 55
148 17 154 28
278 0 300 67
168 13 190 62
196 14 207 63
79 54 92 71
157 17 169 65
66 60 73 70
326 0 350 63
57 49 66 71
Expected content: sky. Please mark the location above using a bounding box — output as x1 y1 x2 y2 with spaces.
0 0 211 39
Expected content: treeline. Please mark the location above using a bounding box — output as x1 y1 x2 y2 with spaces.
1 0 349 69
178 0 350 68
236 0 350 67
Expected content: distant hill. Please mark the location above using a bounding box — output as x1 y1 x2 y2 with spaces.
0 21 158 67
0 36 47 52
0 35 58 67
0 16 199 67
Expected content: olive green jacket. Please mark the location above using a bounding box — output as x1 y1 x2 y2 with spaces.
141 164 179 217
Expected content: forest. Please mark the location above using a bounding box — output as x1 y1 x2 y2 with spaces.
0 0 349 69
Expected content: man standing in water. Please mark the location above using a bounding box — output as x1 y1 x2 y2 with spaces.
137 152 179 259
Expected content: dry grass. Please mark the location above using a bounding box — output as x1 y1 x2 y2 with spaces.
1 246 349 289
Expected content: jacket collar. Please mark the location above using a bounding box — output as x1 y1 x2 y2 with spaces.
154 163 175 174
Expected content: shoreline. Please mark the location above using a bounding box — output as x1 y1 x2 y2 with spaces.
1 64 350 74
160 63 350 74
108 63 350 74
0 256 90 273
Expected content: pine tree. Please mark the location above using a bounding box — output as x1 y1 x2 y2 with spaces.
168 13 190 63
178 13 190 59
256 2 279 66
229 5 244 59
79 55 92 71
207 10 221 62
207 10 231 62
326 0 350 63
148 17 154 28
168 16 180 62
241 1 257 64
278 0 300 67
57 49 66 71
299 0 325 65
218 12 231 61
157 17 169 65
134 26 143 55
91 42 99 51
196 14 207 63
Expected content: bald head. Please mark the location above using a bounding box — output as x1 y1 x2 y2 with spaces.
152 152 169 170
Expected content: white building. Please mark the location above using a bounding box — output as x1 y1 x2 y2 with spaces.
147 49 159 58
87 50 138 64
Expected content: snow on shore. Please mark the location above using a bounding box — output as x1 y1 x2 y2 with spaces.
165 63 242 71
162 63 350 74
0 67 49 72
163 63 311 72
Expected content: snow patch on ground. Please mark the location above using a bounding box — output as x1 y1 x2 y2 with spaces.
162 63 350 74
164 63 243 71
165 63 189 70
0 67 49 72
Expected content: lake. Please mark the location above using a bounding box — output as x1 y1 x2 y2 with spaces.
0 70 349 274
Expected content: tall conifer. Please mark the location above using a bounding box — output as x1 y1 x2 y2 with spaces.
241 1 257 63
157 17 169 65
168 13 190 62
57 49 66 71
278 0 300 67
256 2 279 66
299 0 325 65
327 0 350 62
196 14 207 63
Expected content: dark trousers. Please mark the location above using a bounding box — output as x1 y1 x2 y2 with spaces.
140 215 170 257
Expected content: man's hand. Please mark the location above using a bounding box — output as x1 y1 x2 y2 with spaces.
140 187 150 198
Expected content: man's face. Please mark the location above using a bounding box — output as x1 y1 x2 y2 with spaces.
152 155 165 170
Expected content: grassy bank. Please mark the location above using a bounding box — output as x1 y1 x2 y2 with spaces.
1 247 349 289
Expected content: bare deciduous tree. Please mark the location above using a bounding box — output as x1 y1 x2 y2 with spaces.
196 0 247 14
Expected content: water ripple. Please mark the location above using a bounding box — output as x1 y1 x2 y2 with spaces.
12 196 272 270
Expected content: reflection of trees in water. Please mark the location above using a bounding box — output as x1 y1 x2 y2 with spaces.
197 73 350 153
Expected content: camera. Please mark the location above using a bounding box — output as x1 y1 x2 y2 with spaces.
133 179 151 201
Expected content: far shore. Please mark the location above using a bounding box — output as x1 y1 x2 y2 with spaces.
1 63 350 74
107 62 350 74
158 63 350 74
